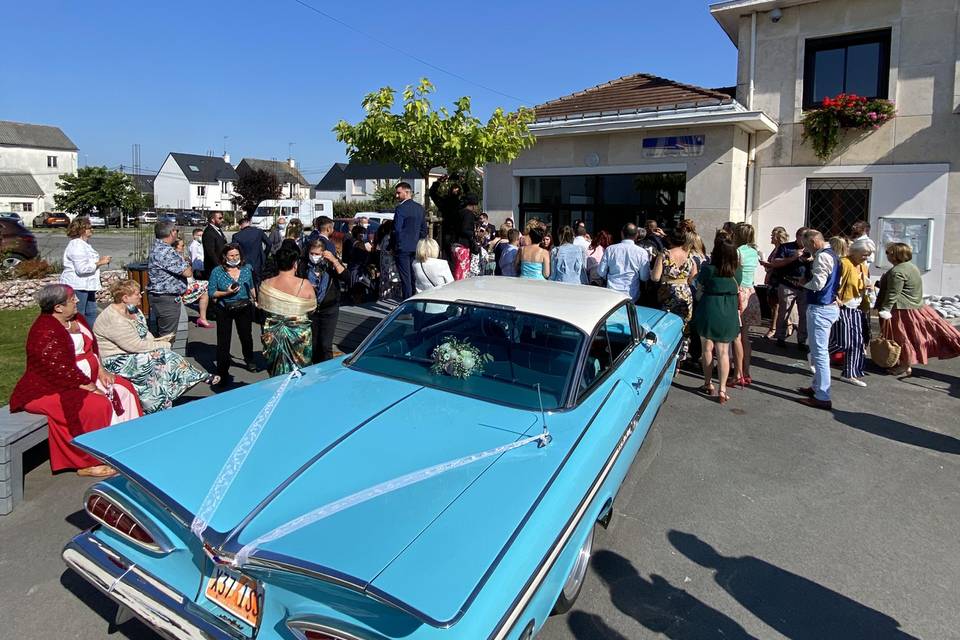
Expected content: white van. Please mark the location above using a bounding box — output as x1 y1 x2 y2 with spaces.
251 199 333 230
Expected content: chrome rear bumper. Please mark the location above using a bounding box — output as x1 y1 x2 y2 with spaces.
62 533 245 640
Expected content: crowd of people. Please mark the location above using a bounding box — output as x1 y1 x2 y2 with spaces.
10 180 960 476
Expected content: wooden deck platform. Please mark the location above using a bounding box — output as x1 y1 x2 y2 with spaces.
333 299 398 354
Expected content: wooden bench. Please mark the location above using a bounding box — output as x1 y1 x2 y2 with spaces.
0 405 48 515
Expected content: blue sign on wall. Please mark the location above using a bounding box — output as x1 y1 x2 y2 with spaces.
642 135 705 157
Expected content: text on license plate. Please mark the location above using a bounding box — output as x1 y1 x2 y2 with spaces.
204 565 262 627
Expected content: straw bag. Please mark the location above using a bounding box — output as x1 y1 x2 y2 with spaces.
869 337 901 368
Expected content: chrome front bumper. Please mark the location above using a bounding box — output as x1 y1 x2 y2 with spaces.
62 533 246 640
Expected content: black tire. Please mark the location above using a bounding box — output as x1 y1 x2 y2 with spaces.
552 525 595 615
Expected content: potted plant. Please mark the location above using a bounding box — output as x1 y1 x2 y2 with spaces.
802 93 896 160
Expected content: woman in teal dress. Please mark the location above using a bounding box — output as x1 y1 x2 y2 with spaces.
516 227 551 279
93 279 216 413
692 237 741 404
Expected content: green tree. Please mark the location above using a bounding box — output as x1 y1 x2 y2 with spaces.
334 78 534 226
54 167 144 216
232 169 282 215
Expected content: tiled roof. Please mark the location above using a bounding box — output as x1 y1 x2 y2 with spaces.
0 120 78 151
534 73 736 121
315 163 348 191
126 173 155 194
0 173 44 197
169 152 238 183
237 158 310 186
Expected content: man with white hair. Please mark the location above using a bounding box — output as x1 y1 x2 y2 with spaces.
796 229 840 410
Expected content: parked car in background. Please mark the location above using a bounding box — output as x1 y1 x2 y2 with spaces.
157 212 178 224
63 278 682 640
85 214 107 229
32 211 70 228
0 212 23 224
138 211 158 225
0 218 39 268
175 210 206 226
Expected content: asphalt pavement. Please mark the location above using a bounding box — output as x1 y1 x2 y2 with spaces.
0 315 958 640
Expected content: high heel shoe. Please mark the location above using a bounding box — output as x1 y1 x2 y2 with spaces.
718 389 730 405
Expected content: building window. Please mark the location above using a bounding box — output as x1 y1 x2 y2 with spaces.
8 202 33 212
806 177 871 238
351 179 365 196
803 29 891 108
197 185 206 197
221 181 229 192
47 156 57 168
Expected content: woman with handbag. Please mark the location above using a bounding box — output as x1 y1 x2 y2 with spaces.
829 243 873 387
207 243 258 383
875 242 960 376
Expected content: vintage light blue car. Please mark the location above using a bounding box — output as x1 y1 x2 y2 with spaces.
63 278 682 640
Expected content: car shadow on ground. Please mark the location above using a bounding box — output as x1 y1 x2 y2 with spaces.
59 569 158 639
667 530 919 640
64 509 94 531
570 549 758 639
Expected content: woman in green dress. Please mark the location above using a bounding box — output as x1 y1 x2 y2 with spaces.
258 245 316 376
692 237 741 404
93 279 217 413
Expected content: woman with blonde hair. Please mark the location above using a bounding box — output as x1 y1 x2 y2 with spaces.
876 242 960 376
94 279 217 412
413 237 454 292
761 226 792 339
732 222 762 385
828 243 873 387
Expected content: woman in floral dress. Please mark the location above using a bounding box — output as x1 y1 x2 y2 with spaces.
93 279 216 413
652 229 698 359
259 245 316 375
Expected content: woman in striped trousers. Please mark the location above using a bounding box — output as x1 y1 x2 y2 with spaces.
830 243 873 387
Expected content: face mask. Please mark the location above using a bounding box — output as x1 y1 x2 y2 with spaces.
361 223 369 229
125 303 138 313
309 254 322 265
226 259 241 267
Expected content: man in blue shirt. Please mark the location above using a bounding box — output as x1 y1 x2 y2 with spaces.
392 181 428 299
147 220 192 342
597 223 651 302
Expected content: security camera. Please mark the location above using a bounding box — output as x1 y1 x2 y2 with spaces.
770 7 783 22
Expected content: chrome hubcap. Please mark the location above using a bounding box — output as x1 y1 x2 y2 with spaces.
562 529 594 600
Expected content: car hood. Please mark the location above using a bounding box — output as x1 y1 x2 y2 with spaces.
74 363 585 622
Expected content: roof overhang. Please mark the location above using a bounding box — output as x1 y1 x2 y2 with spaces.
529 102 778 138
710 0 821 43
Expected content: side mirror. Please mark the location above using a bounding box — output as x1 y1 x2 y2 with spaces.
641 331 658 352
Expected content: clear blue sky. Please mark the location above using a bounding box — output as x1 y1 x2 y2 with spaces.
0 0 736 184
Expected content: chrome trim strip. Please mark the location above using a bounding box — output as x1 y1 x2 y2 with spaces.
63 533 245 640
84 484 176 554
489 341 680 640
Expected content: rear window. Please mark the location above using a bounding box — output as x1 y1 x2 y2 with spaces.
349 301 585 410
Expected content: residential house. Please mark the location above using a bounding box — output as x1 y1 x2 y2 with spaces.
154 152 238 213
711 0 960 294
314 162 442 203
126 172 155 208
0 120 78 220
0 173 45 218
236 158 311 200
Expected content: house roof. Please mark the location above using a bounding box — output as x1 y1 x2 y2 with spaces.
126 173 155 194
0 173 45 197
533 73 735 122
0 120 78 151
169 152 238 183
343 162 421 180
236 158 310 186
315 163 348 191
710 0 821 42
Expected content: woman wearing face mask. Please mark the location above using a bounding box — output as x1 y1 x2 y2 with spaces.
94 279 218 412
301 239 349 363
207 243 258 383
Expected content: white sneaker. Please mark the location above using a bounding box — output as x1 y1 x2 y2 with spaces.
841 376 867 387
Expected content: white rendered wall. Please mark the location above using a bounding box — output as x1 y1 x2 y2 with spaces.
0 146 78 211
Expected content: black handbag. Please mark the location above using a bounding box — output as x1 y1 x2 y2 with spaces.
221 298 251 312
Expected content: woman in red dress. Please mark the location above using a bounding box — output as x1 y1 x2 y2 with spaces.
10 284 143 477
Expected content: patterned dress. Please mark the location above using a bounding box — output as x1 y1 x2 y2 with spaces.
657 254 695 359
259 282 315 376
101 312 209 414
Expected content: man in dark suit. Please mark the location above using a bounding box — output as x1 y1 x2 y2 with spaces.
392 181 427 299
232 215 270 283
201 211 227 277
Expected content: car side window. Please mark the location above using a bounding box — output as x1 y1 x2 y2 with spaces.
579 304 636 395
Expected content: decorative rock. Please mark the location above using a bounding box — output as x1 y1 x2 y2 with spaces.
0 270 126 310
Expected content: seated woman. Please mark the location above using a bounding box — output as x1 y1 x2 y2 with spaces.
413 238 454 292
10 284 143 477
259 245 317 375
93 279 218 413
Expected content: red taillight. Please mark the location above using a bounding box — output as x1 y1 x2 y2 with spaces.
85 493 156 546
303 632 340 640
288 624 354 640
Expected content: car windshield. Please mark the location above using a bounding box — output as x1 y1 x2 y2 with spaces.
348 301 585 410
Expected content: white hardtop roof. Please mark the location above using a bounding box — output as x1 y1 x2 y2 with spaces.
409 278 630 334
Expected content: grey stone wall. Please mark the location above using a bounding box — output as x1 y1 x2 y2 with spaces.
0 270 126 310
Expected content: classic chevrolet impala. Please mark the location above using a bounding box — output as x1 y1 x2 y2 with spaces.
63 277 682 640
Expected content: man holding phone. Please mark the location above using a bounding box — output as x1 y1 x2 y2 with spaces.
769 226 811 353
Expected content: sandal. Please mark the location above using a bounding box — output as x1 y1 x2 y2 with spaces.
697 384 715 395
765 330 776 339
77 465 117 478
207 374 222 385
718 390 730 405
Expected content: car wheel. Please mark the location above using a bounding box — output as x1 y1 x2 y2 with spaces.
1 254 25 270
552 525 595 615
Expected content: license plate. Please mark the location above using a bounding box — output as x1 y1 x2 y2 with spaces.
204 565 262 627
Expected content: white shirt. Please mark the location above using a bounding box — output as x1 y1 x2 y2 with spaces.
188 238 204 271
803 247 837 293
597 239 650 300
414 258 454 292
60 238 102 291
573 235 590 257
